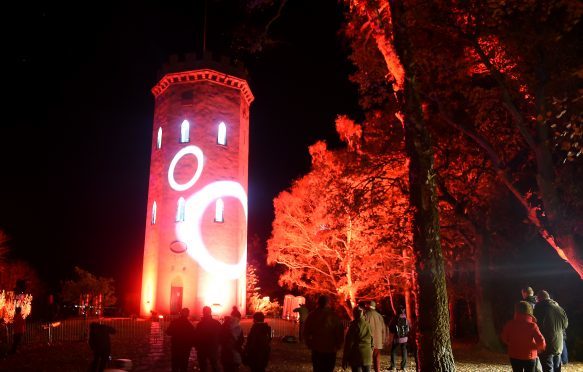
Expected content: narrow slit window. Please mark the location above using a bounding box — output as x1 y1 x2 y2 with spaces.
176 197 185 222
180 120 190 143
151 201 157 225
214 199 224 223
217 122 227 145
157 127 162 149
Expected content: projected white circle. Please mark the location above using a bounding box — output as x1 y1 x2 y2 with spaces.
168 146 204 191
176 181 247 279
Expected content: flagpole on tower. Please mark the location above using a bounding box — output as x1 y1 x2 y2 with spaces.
203 0 208 53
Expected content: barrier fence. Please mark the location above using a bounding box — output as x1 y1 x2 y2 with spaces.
0 317 351 348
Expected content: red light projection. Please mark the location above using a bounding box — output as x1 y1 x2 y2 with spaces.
141 63 253 317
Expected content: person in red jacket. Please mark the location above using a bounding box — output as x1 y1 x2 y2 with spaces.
502 301 546 372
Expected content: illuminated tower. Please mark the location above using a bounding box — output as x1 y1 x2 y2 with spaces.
141 54 253 317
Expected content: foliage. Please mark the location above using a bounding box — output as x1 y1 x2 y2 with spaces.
60 266 116 308
247 295 281 317
0 290 33 323
268 117 413 318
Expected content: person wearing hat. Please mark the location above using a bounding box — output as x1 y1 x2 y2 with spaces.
363 300 386 372
501 301 546 372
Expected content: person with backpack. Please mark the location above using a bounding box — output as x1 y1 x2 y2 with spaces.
243 312 272 372
389 307 410 371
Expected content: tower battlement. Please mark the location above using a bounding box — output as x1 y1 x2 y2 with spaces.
159 52 248 80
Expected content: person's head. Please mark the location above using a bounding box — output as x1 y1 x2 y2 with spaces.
353 306 363 319
253 312 265 323
369 300 376 310
231 306 242 319
180 308 190 318
399 306 406 315
15 307 21 315
317 295 330 308
521 286 534 299
515 301 535 320
537 290 550 302
202 306 212 318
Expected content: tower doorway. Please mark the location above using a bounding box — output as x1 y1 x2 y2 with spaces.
170 286 183 314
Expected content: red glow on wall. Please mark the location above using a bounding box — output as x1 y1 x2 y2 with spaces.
140 65 253 317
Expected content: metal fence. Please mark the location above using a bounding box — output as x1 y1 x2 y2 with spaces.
1 316 347 347
1 318 153 345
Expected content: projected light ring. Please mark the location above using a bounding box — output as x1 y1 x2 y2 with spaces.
177 181 247 279
168 146 204 191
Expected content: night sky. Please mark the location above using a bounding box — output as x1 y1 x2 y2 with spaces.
1 0 359 307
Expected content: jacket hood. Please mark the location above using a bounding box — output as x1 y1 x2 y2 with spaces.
514 312 537 323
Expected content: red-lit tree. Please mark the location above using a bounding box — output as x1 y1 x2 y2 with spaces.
426 0 583 279
346 1 457 369
268 119 413 318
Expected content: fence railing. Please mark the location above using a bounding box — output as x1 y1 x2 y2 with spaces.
1 318 153 345
0 316 347 347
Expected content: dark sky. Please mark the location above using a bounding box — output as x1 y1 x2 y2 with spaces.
0 0 359 306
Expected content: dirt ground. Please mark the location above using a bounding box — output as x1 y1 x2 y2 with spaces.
1 337 582 372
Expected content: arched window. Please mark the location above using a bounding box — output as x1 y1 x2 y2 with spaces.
157 127 162 149
151 201 157 225
180 120 190 143
214 199 224 223
176 197 186 222
217 122 227 145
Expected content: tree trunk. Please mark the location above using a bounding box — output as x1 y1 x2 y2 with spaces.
389 1 456 370
474 231 503 351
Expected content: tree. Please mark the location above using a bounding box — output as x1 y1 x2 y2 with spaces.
268 119 413 318
60 267 116 313
430 0 583 278
346 1 456 369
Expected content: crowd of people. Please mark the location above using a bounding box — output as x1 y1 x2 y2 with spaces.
501 287 569 372
301 295 410 372
166 306 272 372
1 288 571 372
164 296 411 372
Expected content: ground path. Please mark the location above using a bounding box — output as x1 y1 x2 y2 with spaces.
1 318 581 371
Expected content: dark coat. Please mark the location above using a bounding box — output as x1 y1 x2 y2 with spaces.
166 316 196 354
89 323 116 354
304 307 344 353
343 317 374 367
194 315 222 357
244 322 271 370
533 299 568 355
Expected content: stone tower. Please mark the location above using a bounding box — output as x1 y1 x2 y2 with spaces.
141 54 253 317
